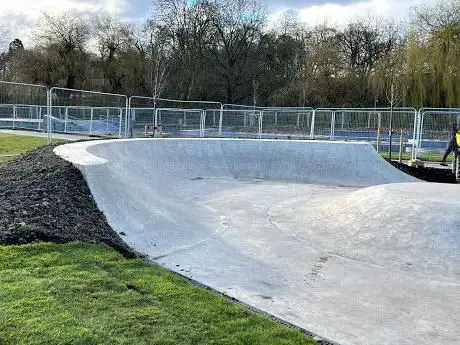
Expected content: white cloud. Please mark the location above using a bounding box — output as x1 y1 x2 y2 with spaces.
0 0 129 47
270 0 439 28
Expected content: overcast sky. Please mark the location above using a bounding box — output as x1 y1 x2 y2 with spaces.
0 0 437 48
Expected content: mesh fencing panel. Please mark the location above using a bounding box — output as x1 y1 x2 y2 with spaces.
261 109 314 139
417 109 460 161
50 87 127 137
218 110 262 138
0 81 48 131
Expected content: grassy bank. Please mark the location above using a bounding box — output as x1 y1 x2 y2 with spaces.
0 134 67 163
0 134 68 155
0 242 314 345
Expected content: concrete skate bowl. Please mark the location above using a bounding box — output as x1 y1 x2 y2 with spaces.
55 139 460 345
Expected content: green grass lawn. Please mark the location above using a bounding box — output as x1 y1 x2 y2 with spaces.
0 242 315 345
0 134 66 156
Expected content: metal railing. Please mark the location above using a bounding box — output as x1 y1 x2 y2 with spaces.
49 87 128 138
0 81 49 139
0 79 458 162
415 108 460 161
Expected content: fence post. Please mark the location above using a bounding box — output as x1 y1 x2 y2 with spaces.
89 108 93 135
411 109 418 160
200 110 205 137
258 111 262 139
310 109 316 139
126 97 131 138
330 111 336 139
47 89 51 143
399 129 404 163
38 107 42 131
218 107 223 137
64 107 68 133
12 105 16 129
118 108 123 138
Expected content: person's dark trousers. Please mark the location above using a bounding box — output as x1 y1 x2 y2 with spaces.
442 137 457 163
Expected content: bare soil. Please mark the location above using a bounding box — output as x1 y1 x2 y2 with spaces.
0 145 135 257
389 160 458 184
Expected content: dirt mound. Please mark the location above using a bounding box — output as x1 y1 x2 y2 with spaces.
389 160 458 184
0 145 135 257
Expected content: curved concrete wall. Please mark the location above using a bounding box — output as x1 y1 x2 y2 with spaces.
57 138 415 187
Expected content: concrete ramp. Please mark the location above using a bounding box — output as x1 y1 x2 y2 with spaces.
55 139 459 345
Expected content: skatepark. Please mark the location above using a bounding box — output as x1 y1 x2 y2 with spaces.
55 138 460 345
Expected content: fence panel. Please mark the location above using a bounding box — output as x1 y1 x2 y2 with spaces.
261 108 314 139
0 81 48 132
49 88 127 137
311 109 334 139
156 108 203 138
129 96 221 138
416 108 460 161
211 109 262 138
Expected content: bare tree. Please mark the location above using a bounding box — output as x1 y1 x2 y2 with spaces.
210 0 266 102
36 13 90 89
411 0 460 35
276 9 305 38
93 14 131 93
152 0 213 99
131 21 170 99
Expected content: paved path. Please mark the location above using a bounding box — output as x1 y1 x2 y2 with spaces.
55 139 460 345
0 129 93 141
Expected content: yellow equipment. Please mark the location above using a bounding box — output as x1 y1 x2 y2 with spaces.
456 133 460 146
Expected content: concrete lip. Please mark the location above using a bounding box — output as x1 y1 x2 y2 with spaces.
55 138 460 345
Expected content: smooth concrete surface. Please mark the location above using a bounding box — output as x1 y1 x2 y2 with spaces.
55 139 460 345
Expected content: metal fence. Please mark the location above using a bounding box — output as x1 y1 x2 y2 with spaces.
416 108 460 161
261 108 314 139
314 108 417 158
128 96 222 137
214 109 262 138
49 87 128 138
0 81 48 132
1 79 459 163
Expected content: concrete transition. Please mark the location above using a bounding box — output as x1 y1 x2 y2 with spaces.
55 139 460 345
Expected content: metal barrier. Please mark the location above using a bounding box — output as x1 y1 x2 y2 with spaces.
129 96 222 138
314 108 417 158
207 109 263 138
0 81 49 135
416 108 460 161
1 79 458 162
49 87 128 138
261 108 315 139
155 108 204 138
